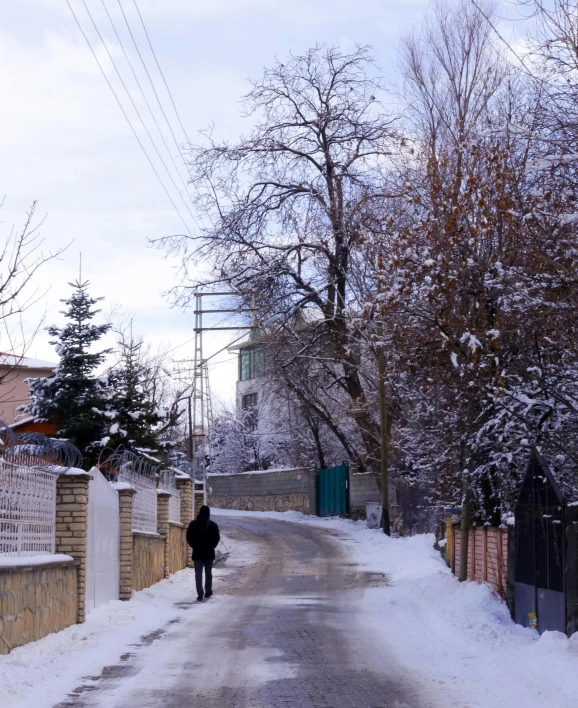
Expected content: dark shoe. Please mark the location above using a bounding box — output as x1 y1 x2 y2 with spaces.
197 595 204 602
205 592 213 599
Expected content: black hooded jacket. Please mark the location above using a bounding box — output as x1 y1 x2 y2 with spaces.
186 508 220 561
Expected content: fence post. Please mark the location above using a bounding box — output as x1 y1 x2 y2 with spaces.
176 477 193 569
157 491 170 579
469 528 475 581
446 515 453 569
483 526 488 582
117 487 136 600
55 471 91 623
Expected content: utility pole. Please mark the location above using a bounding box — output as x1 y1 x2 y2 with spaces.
187 291 261 505
459 395 475 581
377 321 390 536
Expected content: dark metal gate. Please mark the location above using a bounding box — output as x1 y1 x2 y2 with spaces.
514 451 565 633
316 462 348 517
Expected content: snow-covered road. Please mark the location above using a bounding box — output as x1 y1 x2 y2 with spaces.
2 511 578 707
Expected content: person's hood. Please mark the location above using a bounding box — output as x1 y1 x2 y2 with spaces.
197 505 210 522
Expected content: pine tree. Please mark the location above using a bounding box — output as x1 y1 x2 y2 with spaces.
105 337 168 452
25 280 112 463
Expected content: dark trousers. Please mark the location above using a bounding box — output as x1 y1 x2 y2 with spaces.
194 559 213 598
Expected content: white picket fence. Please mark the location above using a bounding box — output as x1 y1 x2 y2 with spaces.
0 461 57 556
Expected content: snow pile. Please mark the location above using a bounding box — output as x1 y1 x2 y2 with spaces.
0 571 198 707
0 529 255 708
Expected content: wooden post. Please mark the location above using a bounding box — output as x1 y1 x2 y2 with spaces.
483 526 488 582
446 515 453 569
470 528 476 581
497 528 504 596
376 321 390 536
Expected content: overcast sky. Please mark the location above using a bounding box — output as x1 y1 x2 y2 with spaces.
1 0 468 403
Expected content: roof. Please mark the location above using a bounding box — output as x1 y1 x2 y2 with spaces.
0 352 56 370
9 418 58 435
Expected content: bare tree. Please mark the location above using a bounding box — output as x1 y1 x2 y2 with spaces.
0 200 67 415
157 45 399 472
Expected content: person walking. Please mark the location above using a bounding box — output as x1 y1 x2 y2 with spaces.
186 505 220 601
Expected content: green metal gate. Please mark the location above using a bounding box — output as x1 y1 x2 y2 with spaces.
316 462 349 517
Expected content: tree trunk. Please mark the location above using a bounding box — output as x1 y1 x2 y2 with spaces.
459 485 471 582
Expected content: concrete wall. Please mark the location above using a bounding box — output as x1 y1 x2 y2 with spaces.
0 558 77 655
209 469 314 514
210 469 395 517
132 533 166 592
349 473 381 518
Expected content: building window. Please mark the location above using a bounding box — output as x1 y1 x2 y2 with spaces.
241 393 258 431
239 347 265 381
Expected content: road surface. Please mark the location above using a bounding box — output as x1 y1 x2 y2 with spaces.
56 516 429 708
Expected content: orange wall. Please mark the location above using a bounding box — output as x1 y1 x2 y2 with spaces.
0 367 52 425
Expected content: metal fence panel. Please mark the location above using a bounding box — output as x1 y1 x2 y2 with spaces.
168 490 181 524
131 475 157 533
0 461 57 556
159 470 181 525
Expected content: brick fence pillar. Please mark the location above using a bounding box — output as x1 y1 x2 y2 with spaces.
176 477 193 568
157 491 170 579
193 481 206 518
55 472 91 623
116 487 136 600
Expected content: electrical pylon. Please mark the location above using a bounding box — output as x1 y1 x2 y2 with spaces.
192 293 209 502
187 290 261 504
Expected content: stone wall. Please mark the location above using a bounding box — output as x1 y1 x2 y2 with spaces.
0 558 77 655
209 469 314 514
0 473 193 655
132 533 165 592
168 524 188 575
211 492 311 514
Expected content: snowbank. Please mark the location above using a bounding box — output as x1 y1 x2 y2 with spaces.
212 508 578 708
0 531 254 708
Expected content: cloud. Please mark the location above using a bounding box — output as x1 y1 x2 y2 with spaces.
1 0 430 402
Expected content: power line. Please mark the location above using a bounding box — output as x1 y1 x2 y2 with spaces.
131 0 193 149
65 0 194 237
79 0 199 231
129 0 208 228
99 0 200 229
116 2 192 174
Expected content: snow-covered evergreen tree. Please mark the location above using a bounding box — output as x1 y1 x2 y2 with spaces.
104 337 169 452
25 280 112 463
